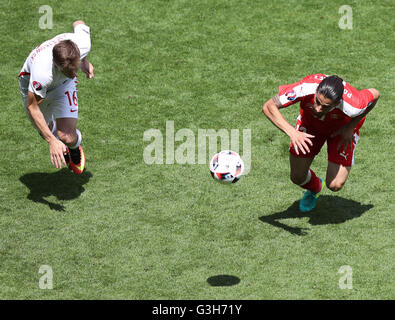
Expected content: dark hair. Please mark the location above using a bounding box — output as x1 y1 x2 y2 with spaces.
316 75 344 102
53 40 80 70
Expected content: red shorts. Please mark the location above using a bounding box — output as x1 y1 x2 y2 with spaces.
289 115 362 167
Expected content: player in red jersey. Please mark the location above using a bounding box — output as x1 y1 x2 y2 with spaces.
262 74 380 212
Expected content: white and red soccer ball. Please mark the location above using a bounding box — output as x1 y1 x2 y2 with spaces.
209 150 245 183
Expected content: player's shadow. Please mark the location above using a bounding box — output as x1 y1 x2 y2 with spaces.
259 195 373 236
19 169 93 212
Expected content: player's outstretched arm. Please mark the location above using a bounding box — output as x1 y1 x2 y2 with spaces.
72 20 94 78
80 57 94 78
26 91 67 168
73 20 86 28
331 88 380 152
262 97 314 155
73 20 95 79
368 88 380 102
349 88 380 123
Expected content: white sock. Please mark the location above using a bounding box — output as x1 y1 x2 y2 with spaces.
299 170 312 186
70 129 82 149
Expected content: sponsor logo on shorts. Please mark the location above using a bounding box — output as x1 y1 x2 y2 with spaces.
339 152 348 160
70 109 78 112
286 90 296 101
32 81 43 91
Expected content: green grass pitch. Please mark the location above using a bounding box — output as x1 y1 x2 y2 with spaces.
0 0 394 299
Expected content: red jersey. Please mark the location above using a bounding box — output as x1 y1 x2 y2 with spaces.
277 74 375 136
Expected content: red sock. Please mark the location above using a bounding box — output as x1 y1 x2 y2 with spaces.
300 169 322 193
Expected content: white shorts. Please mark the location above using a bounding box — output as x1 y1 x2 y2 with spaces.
19 74 79 125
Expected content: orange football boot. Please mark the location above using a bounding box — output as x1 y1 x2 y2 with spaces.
68 145 86 175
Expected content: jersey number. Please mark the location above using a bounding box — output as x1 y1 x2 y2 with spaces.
65 91 78 106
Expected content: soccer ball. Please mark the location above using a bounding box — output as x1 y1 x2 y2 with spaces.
209 150 245 183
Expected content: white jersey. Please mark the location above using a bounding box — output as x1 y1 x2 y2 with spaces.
20 23 91 99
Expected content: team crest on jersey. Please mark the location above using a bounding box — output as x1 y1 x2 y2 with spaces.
286 90 296 101
32 81 42 91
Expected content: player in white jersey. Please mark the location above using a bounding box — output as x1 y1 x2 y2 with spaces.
18 20 94 174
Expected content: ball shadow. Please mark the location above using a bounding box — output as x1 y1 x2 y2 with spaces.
19 169 93 211
207 275 241 287
259 195 373 236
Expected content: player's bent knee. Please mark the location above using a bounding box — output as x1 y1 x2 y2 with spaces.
326 180 345 192
57 130 77 146
290 173 306 186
